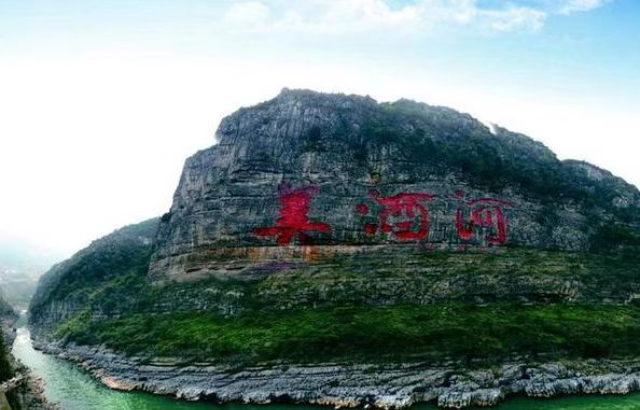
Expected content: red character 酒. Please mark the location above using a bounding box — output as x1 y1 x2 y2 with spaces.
357 190 434 241
253 183 332 245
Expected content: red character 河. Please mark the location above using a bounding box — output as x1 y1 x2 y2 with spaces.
455 190 514 245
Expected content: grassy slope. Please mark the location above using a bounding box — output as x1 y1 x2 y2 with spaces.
29 218 159 328
57 303 640 366
49 246 640 366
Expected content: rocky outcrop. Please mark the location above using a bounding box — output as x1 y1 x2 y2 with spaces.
33 338 640 409
149 89 640 282
1 372 58 410
0 296 17 348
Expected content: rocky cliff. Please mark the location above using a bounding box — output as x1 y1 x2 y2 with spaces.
149 89 640 282
0 296 17 348
29 89 640 408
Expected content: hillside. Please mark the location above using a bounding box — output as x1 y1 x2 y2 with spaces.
29 89 640 408
29 218 159 335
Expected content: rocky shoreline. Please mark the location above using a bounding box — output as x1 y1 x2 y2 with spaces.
31 337 640 409
15 373 59 410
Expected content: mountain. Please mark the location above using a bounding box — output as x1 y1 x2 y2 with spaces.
150 90 640 283
29 89 640 408
29 218 159 335
0 236 59 273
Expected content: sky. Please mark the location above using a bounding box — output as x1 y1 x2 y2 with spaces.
1 0 640 260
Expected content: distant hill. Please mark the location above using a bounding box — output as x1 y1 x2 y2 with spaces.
0 235 61 309
29 218 159 335
0 235 60 273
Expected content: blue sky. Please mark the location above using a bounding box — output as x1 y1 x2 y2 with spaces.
1 0 639 257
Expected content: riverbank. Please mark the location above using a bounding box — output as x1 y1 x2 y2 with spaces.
0 311 56 410
31 336 640 409
12 327 221 410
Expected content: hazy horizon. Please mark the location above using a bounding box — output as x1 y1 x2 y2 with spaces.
2 0 640 259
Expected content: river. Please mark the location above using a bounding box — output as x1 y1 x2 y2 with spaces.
11 326 640 410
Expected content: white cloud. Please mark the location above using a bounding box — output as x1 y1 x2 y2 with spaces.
224 0 422 33
474 6 547 32
224 1 271 26
556 0 612 15
222 0 613 34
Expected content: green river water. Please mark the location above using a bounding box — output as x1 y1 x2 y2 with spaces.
11 326 640 410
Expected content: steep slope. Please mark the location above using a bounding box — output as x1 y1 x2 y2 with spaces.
150 89 640 282
29 90 640 408
0 295 17 347
0 294 16 379
29 218 159 334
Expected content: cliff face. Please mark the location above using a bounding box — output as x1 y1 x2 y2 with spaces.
149 89 640 282
0 294 17 347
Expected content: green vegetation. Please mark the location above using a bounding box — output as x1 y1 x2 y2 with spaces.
36 243 640 368
56 303 640 366
0 333 14 381
40 246 640 318
302 125 327 152
592 223 640 249
29 218 159 326
326 99 640 224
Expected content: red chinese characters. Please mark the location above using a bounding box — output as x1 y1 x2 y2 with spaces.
253 185 516 247
455 190 515 245
357 190 434 241
252 183 332 245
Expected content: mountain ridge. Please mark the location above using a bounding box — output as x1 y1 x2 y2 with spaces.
148 88 640 282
